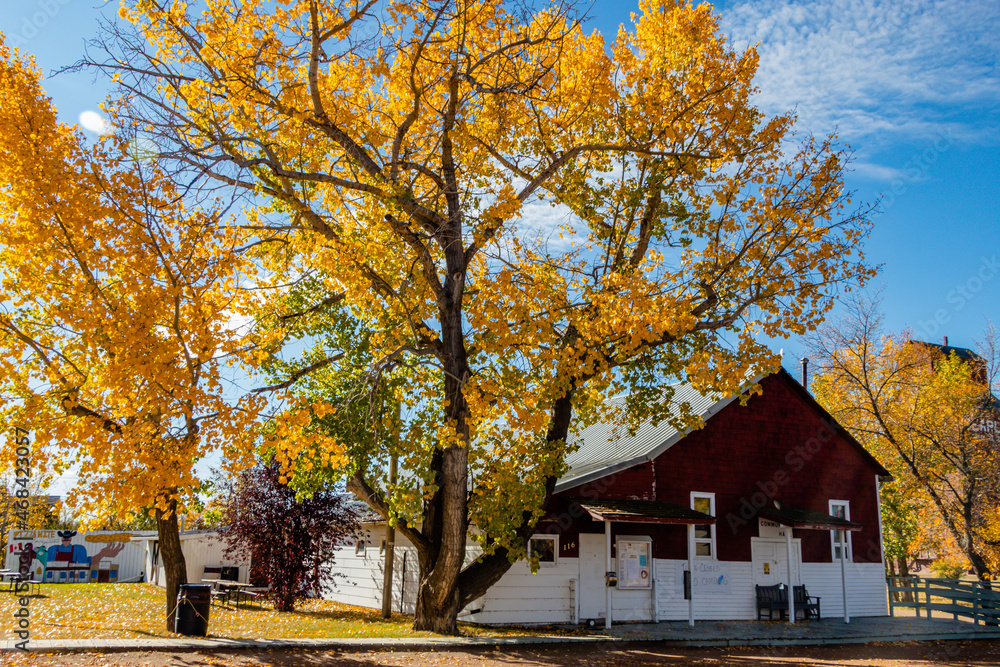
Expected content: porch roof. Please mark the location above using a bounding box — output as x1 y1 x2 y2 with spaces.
569 497 716 525
757 503 863 532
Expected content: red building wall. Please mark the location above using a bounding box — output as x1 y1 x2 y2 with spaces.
546 372 886 564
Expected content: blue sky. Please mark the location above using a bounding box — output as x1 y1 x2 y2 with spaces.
3 1 998 491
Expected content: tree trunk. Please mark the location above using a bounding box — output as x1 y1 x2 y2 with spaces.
896 555 913 603
156 503 188 633
967 548 991 582
886 558 898 602
409 444 469 634
413 567 462 634
276 590 295 612
409 388 574 633
409 229 472 634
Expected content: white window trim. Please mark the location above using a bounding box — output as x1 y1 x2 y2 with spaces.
690 491 717 560
829 499 852 562
528 534 559 567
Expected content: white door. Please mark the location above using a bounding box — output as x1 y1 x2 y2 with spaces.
752 538 801 587
579 533 606 620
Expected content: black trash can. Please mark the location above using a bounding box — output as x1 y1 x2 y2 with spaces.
221 566 239 582
175 584 211 636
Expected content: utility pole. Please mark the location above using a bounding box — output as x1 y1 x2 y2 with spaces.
381 405 399 619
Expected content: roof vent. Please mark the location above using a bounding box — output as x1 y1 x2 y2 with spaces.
800 357 809 391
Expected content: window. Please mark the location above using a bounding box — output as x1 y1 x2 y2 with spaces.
829 500 852 561
691 492 716 558
379 537 387 556
355 539 366 556
528 535 557 566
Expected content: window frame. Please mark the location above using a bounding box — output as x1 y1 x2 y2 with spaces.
355 539 366 557
690 491 717 560
527 534 559 567
829 499 852 562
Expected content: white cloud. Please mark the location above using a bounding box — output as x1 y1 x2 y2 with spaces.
78 110 113 136
850 162 915 182
718 0 1000 144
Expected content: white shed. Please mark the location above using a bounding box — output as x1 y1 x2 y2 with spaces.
131 528 251 586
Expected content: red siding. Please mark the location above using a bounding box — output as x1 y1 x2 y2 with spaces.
549 373 885 564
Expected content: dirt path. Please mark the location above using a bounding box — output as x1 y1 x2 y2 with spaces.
1 640 998 666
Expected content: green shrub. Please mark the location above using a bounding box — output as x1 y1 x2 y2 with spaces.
929 557 968 579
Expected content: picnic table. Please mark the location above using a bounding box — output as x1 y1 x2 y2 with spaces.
2 570 41 595
201 579 254 610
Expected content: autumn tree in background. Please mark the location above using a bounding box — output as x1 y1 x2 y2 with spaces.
810 294 1000 581
0 40 261 631
878 481 919 598
95 0 875 631
218 461 361 612
0 475 60 556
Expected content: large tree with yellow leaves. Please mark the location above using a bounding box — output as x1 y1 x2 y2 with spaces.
0 41 260 631
95 0 875 631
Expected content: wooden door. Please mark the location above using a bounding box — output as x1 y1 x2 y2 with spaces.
578 533 606 621
752 538 801 587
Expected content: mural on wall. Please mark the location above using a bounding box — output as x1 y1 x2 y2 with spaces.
6 530 144 583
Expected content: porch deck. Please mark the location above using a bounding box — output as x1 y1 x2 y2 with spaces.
604 615 1000 646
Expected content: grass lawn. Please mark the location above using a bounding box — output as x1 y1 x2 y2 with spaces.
0 583 566 640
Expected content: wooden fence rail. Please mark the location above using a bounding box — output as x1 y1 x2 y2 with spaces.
887 576 1000 626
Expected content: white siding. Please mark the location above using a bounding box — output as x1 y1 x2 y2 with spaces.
136 531 250 587
473 558 580 625
322 530 890 625
322 526 420 614
654 559 756 621
800 561 889 618
179 533 250 584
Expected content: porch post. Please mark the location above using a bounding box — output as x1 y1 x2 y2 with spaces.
840 529 850 623
785 525 795 624
605 519 612 629
687 523 694 627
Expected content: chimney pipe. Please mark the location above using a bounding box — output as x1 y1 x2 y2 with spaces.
800 357 809 391
943 336 949 347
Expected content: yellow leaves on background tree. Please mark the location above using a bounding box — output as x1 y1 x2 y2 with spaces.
810 294 1000 580
0 38 261 527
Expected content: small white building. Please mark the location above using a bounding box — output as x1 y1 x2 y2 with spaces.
131 528 251 586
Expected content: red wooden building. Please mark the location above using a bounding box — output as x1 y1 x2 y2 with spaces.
327 368 892 625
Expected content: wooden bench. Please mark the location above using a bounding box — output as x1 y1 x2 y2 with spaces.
756 584 788 621
793 585 822 620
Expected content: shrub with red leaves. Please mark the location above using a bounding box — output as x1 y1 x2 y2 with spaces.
219 462 361 612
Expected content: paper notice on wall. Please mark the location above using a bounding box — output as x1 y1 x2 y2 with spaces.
626 556 640 585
